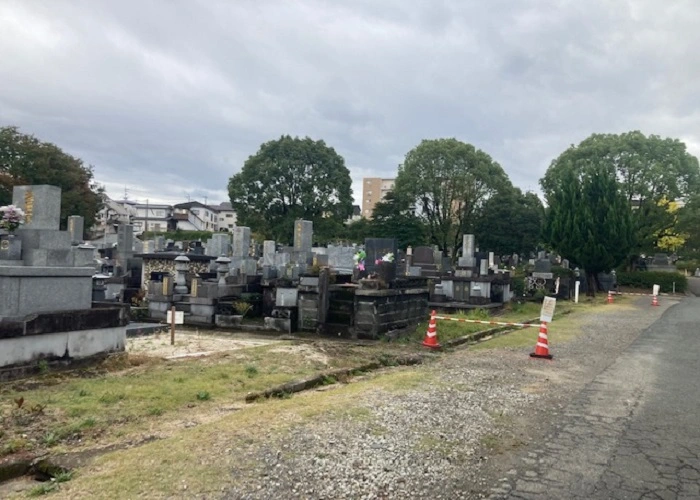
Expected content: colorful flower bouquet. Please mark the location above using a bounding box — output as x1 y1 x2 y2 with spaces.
0 205 25 233
353 250 366 271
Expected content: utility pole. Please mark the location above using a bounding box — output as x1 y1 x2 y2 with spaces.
145 199 149 236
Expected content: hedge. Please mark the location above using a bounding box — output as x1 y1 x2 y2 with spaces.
616 271 687 293
676 260 700 273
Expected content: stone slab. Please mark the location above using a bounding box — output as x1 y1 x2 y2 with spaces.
12 185 61 230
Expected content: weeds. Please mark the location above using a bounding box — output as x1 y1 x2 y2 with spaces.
99 392 126 404
28 483 58 497
148 407 164 416
244 365 258 378
196 391 211 401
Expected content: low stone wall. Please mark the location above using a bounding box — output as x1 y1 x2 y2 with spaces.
353 288 429 339
0 307 128 370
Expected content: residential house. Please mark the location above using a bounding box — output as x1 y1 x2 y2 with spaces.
173 201 220 232
131 203 175 235
210 202 237 231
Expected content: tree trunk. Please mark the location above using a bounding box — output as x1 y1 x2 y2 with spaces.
586 271 596 297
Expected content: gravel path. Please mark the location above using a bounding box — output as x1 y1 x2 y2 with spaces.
222 298 675 499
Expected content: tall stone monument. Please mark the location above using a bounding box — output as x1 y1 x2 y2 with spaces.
294 219 313 252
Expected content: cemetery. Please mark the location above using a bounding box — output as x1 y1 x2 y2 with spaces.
0 185 128 379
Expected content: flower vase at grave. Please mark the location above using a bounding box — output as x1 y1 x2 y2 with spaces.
0 233 22 261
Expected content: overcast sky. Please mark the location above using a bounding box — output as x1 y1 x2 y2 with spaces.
1 0 699 206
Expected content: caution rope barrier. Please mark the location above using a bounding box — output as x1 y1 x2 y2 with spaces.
433 315 537 328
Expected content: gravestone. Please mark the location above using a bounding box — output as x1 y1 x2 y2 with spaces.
67 216 84 245
12 185 61 230
413 246 435 265
154 236 165 252
364 238 398 276
458 234 476 267
207 233 231 257
263 240 276 267
232 226 251 258
561 259 570 269
327 246 356 273
116 224 134 272
274 252 291 268
534 259 552 273
294 219 313 252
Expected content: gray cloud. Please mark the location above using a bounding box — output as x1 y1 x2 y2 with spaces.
1 0 699 206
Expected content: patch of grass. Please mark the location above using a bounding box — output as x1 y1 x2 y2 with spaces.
415 435 457 456
54 470 75 483
196 391 211 401
42 432 60 447
99 392 126 405
480 433 502 450
147 407 164 416
320 375 337 386
38 360 50 374
78 389 90 397
244 365 258 378
28 483 58 497
1 437 30 456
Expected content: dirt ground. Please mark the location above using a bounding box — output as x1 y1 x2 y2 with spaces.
126 331 283 359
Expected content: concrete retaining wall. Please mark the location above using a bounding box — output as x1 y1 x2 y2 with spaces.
0 326 126 368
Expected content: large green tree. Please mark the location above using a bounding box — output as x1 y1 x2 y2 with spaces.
677 194 700 254
473 187 544 257
392 138 511 257
228 136 353 243
0 126 102 232
543 163 634 295
541 131 700 255
370 191 428 249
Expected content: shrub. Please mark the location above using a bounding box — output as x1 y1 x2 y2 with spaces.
676 259 700 273
616 271 687 293
232 301 253 318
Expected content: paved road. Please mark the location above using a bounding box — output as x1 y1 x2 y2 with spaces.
688 277 700 296
491 297 700 499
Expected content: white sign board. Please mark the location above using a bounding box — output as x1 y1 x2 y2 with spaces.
540 296 557 323
652 284 660 296
166 310 184 325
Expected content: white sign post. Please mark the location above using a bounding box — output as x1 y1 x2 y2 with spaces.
167 308 183 346
540 296 557 323
574 281 580 304
652 284 660 296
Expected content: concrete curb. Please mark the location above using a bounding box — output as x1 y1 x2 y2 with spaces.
245 354 425 403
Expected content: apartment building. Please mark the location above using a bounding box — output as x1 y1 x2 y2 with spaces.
361 177 395 218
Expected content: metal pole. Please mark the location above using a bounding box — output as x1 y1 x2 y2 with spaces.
170 305 175 346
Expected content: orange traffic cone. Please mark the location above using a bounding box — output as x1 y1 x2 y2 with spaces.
422 310 441 349
607 290 613 304
530 322 553 360
651 294 659 306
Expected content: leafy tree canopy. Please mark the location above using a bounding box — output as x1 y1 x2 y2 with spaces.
473 187 544 258
0 126 102 232
543 163 634 295
677 194 700 254
540 131 700 253
371 191 428 249
393 138 511 257
228 135 353 243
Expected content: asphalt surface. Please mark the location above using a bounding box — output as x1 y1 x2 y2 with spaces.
687 277 700 297
491 296 700 499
